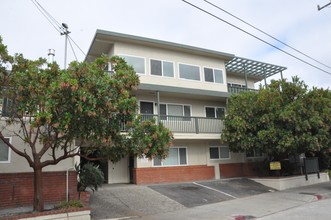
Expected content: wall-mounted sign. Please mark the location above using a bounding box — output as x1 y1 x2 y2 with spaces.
270 161 281 170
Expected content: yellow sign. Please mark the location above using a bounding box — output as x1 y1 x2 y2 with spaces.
270 162 281 170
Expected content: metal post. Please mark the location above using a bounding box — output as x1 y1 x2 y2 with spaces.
156 91 160 124
61 23 70 70
280 71 284 80
243 63 248 89
263 67 267 87
64 33 68 69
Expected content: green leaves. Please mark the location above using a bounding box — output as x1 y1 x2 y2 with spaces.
222 77 331 157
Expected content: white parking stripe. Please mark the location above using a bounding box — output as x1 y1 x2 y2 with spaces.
192 182 237 199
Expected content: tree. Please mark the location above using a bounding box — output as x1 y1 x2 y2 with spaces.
0 36 173 212
222 77 331 159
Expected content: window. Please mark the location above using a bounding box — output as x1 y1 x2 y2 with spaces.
0 137 11 163
209 146 230 159
205 107 225 119
228 83 246 88
121 55 145 74
150 59 174 77
204 68 224 84
154 147 187 166
246 149 263 158
160 104 191 120
179 64 200 81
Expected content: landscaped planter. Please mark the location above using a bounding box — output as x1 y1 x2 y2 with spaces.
2 208 91 220
251 172 330 190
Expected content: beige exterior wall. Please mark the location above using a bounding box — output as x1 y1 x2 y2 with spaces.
227 74 256 88
0 121 79 173
113 42 228 93
136 94 226 117
135 139 246 169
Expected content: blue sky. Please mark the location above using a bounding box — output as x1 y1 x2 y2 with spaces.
1 0 331 88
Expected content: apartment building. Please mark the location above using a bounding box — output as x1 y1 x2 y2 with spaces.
86 30 286 184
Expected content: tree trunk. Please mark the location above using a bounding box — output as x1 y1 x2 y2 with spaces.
33 166 44 212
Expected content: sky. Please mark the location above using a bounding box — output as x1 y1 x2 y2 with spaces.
1 0 331 89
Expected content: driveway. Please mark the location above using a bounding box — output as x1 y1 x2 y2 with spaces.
90 178 275 219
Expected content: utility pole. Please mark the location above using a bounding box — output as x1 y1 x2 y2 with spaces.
61 23 70 70
318 1 331 11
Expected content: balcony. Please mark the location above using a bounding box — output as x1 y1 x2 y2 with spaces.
141 114 224 134
228 85 258 94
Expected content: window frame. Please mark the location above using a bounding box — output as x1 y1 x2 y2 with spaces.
178 63 201 81
205 106 226 119
203 67 224 84
149 58 175 78
120 54 146 75
209 146 230 160
153 146 188 167
0 137 11 163
159 103 192 121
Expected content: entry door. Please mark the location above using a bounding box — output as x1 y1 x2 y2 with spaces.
140 101 154 114
140 101 154 120
108 157 129 184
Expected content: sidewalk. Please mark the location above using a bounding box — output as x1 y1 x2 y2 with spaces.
134 181 331 220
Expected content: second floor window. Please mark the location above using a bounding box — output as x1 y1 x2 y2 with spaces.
204 67 224 84
160 104 191 120
150 59 174 77
121 55 145 75
205 107 225 119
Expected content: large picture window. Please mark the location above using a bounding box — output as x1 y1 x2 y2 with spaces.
121 55 145 74
0 137 11 163
209 146 230 160
204 67 224 84
150 59 174 77
154 147 187 166
179 64 200 81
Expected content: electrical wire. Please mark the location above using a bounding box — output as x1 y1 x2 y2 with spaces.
30 0 86 60
68 36 86 56
68 39 78 61
30 0 61 34
204 0 331 70
182 0 331 76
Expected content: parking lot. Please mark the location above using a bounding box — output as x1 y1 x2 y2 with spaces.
90 178 275 219
149 178 275 207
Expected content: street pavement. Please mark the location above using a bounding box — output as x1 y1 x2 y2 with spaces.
1 178 330 219
134 181 331 220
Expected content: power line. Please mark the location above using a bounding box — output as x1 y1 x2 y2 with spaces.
182 0 331 76
204 0 331 71
30 0 86 61
30 0 61 34
318 1 331 11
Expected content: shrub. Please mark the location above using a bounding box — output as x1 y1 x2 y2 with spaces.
57 200 83 209
76 162 104 192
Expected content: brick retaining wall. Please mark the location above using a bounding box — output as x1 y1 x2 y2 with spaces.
219 162 261 178
133 165 215 184
0 171 78 209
